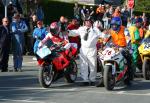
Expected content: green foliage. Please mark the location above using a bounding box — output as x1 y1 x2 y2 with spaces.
134 0 150 13
41 0 74 25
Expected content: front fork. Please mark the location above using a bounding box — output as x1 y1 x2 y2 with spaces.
105 63 116 75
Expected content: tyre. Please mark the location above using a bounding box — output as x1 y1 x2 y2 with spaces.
124 68 131 86
39 64 54 88
104 65 115 90
143 58 150 80
65 60 78 83
124 64 133 85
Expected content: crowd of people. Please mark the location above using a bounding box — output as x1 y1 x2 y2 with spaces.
0 1 150 86
0 0 44 72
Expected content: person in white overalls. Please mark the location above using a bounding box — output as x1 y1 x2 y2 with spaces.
68 18 102 86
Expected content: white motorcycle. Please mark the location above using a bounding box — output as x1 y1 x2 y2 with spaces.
98 43 132 90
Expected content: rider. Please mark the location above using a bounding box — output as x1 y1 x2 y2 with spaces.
38 22 73 70
109 17 133 82
40 22 77 56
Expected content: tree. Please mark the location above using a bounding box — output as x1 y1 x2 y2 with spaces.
134 0 150 13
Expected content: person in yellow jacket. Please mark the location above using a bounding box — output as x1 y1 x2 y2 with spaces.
128 17 142 72
144 25 150 38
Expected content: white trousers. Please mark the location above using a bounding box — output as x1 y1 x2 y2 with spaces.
79 47 97 82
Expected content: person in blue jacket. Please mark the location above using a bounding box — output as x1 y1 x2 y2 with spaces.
11 13 28 72
32 20 48 53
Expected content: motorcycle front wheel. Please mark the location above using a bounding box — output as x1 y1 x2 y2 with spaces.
104 65 115 90
39 64 54 88
143 58 150 80
65 60 78 83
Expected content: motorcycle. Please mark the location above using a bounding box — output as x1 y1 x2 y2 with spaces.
36 40 78 88
98 42 131 90
138 38 150 80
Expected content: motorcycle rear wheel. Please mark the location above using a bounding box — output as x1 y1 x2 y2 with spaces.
143 58 150 80
39 64 54 88
104 65 115 90
65 60 78 83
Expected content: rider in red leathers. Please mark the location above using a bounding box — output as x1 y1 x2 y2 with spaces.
39 22 77 70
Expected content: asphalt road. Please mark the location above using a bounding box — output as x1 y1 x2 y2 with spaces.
0 56 150 103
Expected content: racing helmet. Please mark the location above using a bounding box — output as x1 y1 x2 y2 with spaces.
49 22 61 35
111 17 122 31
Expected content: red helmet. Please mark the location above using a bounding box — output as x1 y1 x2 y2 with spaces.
49 22 60 35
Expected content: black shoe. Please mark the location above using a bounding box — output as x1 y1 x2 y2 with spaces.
18 69 22 72
79 82 90 86
90 82 96 86
96 79 104 87
14 68 18 72
1 69 8 72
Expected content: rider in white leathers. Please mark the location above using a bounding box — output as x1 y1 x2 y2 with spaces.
68 18 102 85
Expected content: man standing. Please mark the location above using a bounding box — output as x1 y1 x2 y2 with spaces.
73 2 80 20
11 13 28 72
0 18 11 72
68 18 101 86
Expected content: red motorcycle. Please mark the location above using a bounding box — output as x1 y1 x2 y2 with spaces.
36 40 78 88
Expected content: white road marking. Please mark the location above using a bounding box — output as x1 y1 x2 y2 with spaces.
86 91 150 96
9 61 37 66
23 61 37 64
0 99 46 103
0 87 47 91
116 91 126 94
0 87 77 92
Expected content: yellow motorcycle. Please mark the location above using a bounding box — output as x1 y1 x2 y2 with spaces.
138 38 150 80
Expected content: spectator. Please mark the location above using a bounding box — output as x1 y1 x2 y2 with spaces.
11 13 28 72
32 20 48 53
121 6 130 27
73 2 81 20
0 2 4 25
103 9 111 29
127 18 132 28
58 16 68 40
67 19 80 52
81 5 89 23
112 7 121 17
89 6 95 21
20 14 32 55
131 14 135 24
96 4 105 22
142 13 149 29
7 2 18 23
108 6 114 16
31 14 38 30
28 14 38 55
36 5 44 21
0 17 11 72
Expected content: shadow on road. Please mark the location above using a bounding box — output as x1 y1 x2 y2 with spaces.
114 79 150 91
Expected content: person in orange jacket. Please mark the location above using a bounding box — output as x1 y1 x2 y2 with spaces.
109 17 133 82
110 17 127 47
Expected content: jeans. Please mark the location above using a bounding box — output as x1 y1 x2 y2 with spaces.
12 34 24 69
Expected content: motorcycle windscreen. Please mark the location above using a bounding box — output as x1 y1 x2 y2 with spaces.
36 46 51 59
